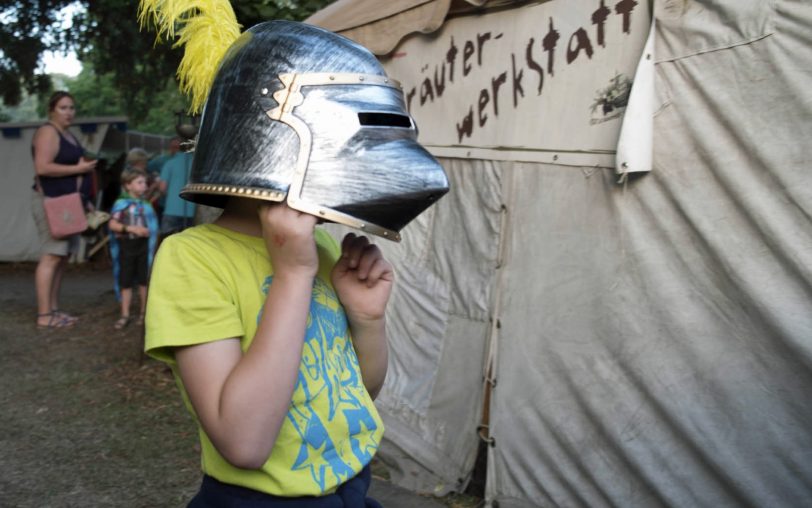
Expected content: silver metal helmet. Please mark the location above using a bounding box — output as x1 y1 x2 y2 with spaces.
181 20 449 241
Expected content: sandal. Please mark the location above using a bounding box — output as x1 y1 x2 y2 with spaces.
37 312 75 329
114 316 131 330
52 309 79 324
135 314 145 326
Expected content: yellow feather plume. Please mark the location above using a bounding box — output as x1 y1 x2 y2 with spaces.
138 0 242 113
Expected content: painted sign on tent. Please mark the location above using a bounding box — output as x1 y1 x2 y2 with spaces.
382 0 651 167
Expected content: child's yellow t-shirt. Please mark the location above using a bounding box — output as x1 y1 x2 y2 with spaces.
145 223 384 496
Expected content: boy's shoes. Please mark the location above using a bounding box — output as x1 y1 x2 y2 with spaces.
136 314 145 326
114 315 131 330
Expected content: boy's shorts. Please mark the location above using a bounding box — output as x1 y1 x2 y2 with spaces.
118 237 149 289
31 190 80 257
186 464 382 508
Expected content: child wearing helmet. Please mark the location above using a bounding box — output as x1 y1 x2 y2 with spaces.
143 15 447 506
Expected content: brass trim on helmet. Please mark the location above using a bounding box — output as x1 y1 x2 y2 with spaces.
264 71 403 242
181 184 401 241
290 199 402 242
180 183 286 202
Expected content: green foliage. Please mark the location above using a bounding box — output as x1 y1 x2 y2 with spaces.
232 0 334 23
130 79 189 136
74 0 183 126
0 0 75 104
64 66 186 135
1 0 334 132
0 89 39 122
62 65 125 118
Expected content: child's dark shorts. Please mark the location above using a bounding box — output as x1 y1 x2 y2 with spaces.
118 237 149 289
187 464 382 508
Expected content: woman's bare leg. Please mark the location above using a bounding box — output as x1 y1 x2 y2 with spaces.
35 253 62 326
50 256 65 310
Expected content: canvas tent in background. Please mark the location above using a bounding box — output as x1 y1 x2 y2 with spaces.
308 0 812 507
0 118 171 262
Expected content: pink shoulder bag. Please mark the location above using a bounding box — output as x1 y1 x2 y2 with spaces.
37 176 88 239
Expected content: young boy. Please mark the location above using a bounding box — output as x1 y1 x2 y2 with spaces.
109 167 159 329
147 197 392 505
140 17 448 506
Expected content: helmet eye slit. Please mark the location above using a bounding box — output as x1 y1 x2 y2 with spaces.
358 112 413 128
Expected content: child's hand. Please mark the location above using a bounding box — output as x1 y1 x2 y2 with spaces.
331 233 394 325
130 225 151 237
258 203 318 279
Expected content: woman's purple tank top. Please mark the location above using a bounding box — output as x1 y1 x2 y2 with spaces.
32 124 91 198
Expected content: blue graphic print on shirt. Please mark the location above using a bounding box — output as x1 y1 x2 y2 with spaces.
259 275 380 492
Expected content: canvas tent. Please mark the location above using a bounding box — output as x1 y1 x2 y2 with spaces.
307 1 812 507
1 118 172 262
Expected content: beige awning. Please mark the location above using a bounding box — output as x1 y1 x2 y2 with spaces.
305 0 510 55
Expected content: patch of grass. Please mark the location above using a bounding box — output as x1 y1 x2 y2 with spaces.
0 264 199 507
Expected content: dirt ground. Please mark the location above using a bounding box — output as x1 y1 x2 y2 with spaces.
0 261 480 508
1 261 201 507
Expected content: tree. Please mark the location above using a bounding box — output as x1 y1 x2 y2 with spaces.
0 87 39 122
1 0 333 129
0 0 76 105
72 0 185 125
64 63 186 135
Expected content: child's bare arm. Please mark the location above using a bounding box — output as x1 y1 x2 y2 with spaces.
331 233 393 399
175 203 318 470
108 218 124 233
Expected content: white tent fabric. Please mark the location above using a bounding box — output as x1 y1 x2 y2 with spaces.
317 0 812 505
486 3 812 505
0 118 174 262
313 0 812 505
306 0 480 55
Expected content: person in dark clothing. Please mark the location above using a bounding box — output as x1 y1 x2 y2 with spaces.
31 91 97 329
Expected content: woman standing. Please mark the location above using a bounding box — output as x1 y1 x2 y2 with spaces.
31 91 97 328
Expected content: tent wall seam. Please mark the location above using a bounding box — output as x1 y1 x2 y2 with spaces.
482 162 514 505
